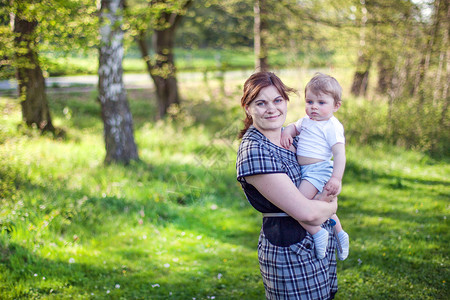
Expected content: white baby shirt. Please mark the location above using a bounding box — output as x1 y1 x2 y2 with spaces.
295 116 345 161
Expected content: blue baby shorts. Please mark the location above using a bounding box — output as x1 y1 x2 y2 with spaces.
300 160 333 192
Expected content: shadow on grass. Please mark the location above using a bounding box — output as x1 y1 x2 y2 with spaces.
0 240 262 299
4 156 258 252
344 160 448 187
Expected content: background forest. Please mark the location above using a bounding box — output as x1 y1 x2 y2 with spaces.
0 0 449 299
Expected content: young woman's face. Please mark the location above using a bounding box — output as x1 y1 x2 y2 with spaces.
304 90 340 121
245 85 287 133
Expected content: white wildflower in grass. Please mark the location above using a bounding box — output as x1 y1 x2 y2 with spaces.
115 284 120 289
69 258 75 264
42 277 45 280
152 284 160 288
217 273 223 280
196 235 202 240
106 290 110 294
164 263 170 268
34 274 38 277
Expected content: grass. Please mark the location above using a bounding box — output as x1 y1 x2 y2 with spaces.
0 70 449 299
20 47 333 78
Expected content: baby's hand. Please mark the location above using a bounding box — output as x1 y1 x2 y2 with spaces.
324 177 341 196
280 133 293 149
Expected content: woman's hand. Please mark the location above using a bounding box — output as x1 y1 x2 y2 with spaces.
314 192 338 215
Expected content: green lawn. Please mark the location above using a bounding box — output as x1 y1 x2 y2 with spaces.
32 47 327 78
0 71 448 299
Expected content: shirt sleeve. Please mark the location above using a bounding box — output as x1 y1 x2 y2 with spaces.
325 118 345 147
294 116 306 134
236 138 285 182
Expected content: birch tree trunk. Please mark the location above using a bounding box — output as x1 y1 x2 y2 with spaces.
12 7 54 132
98 0 139 164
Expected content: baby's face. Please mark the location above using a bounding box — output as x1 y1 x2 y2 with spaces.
304 91 340 121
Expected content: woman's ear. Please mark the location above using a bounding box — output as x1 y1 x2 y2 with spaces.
245 105 250 116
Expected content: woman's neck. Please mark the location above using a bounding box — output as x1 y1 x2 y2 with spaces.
257 127 282 147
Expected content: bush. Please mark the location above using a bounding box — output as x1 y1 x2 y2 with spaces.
339 94 449 159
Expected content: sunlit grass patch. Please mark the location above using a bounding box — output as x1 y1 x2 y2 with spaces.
1 69 449 299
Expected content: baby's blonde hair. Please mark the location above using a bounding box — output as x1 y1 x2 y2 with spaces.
305 73 342 105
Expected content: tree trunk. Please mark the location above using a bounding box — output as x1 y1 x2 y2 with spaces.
254 0 269 72
153 27 179 118
13 9 54 132
137 0 192 119
376 56 394 95
437 1 449 129
98 0 139 164
351 53 371 97
412 0 442 100
351 1 370 97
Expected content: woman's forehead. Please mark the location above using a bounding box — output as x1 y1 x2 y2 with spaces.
256 85 281 100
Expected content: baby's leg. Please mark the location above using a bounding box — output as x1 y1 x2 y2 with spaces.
331 214 343 232
298 180 329 259
331 214 349 260
298 179 318 199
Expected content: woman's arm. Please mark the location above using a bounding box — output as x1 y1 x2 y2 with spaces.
245 173 337 226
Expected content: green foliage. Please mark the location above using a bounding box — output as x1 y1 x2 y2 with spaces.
1 70 449 299
0 0 97 79
337 92 449 158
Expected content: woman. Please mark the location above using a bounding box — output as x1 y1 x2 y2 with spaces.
236 71 338 299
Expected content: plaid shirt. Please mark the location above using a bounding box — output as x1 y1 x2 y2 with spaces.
237 126 302 212
236 126 338 299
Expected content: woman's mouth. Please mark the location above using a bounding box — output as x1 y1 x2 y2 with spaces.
265 114 281 119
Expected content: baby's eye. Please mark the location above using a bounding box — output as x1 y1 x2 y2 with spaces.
319 101 325 105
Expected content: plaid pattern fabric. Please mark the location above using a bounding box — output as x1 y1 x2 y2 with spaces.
236 126 338 298
237 126 301 186
258 220 338 300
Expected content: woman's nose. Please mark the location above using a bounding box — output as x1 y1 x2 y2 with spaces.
266 102 276 111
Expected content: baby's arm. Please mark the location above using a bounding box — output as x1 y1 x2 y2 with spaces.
324 143 346 195
280 123 299 149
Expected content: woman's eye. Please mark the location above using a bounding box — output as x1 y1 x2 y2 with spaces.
274 99 282 103
256 102 265 106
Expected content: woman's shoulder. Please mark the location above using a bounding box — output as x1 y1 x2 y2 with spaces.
239 127 269 150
